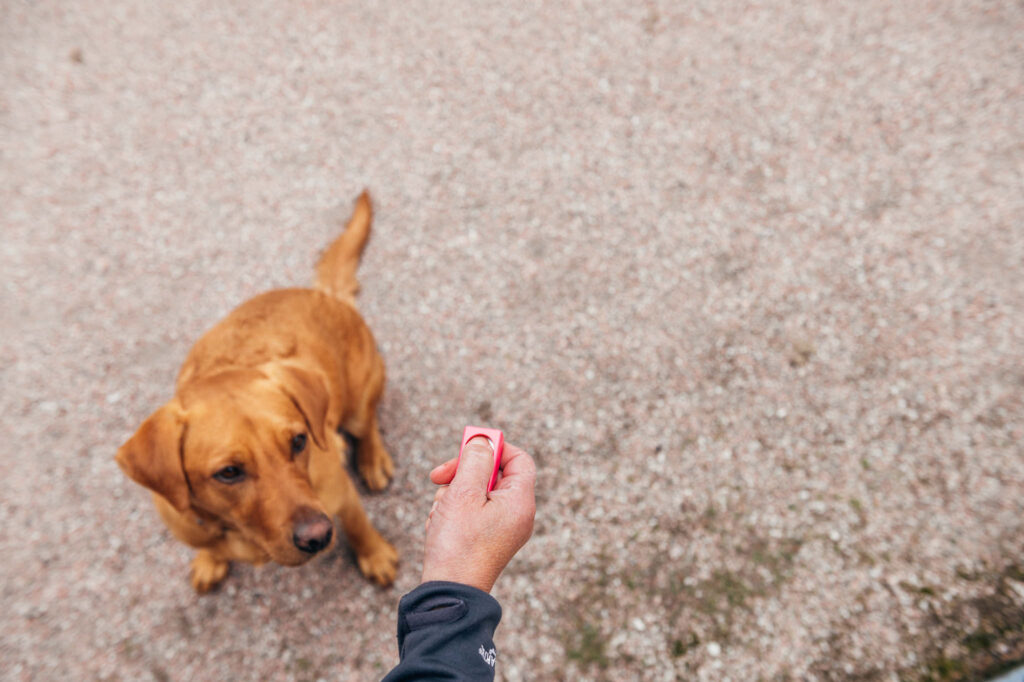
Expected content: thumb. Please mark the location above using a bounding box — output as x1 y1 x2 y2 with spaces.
449 436 496 498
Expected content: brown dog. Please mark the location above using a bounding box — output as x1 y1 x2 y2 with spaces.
116 192 398 593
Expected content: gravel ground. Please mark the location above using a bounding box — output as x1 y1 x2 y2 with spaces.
3 1 1023 680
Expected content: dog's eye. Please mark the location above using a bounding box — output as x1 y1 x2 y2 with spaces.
290 433 308 456
213 465 245 483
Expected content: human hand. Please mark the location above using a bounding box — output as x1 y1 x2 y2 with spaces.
421 438 536 593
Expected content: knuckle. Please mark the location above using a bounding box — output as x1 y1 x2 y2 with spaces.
518 503 536 533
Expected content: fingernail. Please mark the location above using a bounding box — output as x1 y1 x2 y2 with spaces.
466 440 494 457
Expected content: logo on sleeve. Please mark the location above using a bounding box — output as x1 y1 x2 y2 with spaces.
478 645 497 668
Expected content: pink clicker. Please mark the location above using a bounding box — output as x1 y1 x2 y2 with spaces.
456 426 504 492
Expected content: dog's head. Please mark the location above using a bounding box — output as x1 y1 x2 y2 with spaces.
115 364 337 565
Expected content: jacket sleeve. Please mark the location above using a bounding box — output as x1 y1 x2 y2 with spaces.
381 581 503 682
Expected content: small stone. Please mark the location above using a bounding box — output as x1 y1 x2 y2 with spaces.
632 617 646 631
707 642 721 657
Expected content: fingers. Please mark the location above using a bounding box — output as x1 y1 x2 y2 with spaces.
448 436 496 501
492 442 536 492
425 500 437 531
429 457 459 485
490 443 536 537
429 442 534 493
425 485 449 531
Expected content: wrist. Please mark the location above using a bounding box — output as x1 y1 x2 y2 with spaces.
421 565 495 593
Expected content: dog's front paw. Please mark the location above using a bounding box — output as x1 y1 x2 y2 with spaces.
357 539 398 587
359 447 394 492
191 551 229 593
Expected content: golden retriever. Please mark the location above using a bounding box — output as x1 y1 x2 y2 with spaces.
116 192 398 592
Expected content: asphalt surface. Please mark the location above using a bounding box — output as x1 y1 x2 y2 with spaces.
2 1 1023 680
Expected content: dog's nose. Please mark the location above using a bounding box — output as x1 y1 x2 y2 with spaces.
292 511 334 554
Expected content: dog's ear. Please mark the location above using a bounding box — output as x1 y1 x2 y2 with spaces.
266 364 329 450
115 402 190 511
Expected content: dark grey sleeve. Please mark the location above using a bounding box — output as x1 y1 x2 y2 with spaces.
381 581 503 682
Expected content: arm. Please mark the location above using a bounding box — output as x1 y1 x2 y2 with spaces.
381 439 536 681
381 581 501 682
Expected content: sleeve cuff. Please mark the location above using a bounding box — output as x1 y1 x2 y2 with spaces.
396 581 502 643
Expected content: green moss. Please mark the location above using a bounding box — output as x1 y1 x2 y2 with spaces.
672 632 700 657
955 566 980 581
898 581 937 596
856 548 877 566
923 656 967 681
700 570 752 611
750 537 803 585
909 562 1024 681
565 622 609 669
659 533 804 663
962 630 997 652
1005 565 1024 582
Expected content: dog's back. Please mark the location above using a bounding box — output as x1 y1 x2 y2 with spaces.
175 192 377 389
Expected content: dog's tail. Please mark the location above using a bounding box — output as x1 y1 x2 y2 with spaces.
314 190 373 305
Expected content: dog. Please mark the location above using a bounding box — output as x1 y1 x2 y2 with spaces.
116 191 398 593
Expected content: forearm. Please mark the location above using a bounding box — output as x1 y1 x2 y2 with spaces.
382 581 502 682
